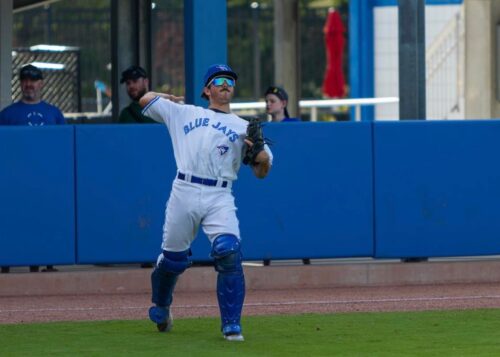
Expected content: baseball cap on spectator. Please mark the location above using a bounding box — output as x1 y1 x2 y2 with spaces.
264 86 288 101
265 86 290 118
120 65 148 83
201 64 238 99
19 64 43 80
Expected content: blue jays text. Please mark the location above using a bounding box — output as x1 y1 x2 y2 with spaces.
184 118 240 142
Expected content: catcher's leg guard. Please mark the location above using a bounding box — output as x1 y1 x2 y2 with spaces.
211 235 245 337
150 249 190 331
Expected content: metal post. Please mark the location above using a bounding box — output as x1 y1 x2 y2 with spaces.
398 0 426 120
273 0 300 118
496 24 500 102
138 0 152 80
252 3 261 99
0 0 13 110
311 107 317 122
97 89 103 113
111 0 136 122
355 105 361 122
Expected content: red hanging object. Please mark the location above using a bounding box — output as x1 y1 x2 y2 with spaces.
322 9 346 98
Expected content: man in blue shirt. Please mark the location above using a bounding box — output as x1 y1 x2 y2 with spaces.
0 64 65 126
0 64 64 274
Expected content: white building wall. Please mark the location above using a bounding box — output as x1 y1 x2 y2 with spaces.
374 4 462 120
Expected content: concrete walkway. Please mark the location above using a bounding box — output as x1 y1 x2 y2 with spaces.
3 258 500 297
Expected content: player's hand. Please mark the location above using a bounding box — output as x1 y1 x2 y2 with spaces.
250 150 271 178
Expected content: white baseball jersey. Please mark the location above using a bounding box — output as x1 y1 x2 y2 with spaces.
142 96 272 252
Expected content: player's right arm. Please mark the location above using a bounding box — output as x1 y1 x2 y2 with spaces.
139 92 184 108
139 92 186 124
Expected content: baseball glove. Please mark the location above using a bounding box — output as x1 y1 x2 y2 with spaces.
242 118 266 166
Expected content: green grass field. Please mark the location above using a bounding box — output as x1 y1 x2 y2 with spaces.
1 309 500 356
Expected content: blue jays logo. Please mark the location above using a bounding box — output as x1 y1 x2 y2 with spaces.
217 145 229 155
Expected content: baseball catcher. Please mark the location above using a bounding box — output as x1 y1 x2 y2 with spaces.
140 64 273 342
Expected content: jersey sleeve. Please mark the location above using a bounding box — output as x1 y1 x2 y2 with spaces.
142 97 196 132
264 143 273 165
141 96 181 125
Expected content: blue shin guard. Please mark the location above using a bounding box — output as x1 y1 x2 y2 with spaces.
150 249 190 328
151 267 178 308
211 235 245 335
217 272 245 335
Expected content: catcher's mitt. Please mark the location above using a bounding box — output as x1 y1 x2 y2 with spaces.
242 118 266 166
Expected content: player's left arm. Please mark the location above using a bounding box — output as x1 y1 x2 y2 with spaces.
245 139 272 179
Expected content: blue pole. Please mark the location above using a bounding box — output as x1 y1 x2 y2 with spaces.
184 0 228 107
349 0 374 121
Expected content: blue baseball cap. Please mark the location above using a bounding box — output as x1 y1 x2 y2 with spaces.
203 64 237 87
201 64 238 99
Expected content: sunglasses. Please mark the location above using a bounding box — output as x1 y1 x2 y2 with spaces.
210 77 235 87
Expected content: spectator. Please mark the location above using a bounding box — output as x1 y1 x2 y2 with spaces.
0 64 65 126
118 65 157 124
0 63 64 273
264 86 301 122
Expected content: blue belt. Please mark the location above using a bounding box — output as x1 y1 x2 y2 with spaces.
177 172 228 188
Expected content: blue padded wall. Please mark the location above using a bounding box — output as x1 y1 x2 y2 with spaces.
0 126 75 266
74 122 374 263
231 122 374 261
8 120 500 265
374 120 500 258
75 125 174 264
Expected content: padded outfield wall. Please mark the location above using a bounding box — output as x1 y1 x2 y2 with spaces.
1 120 499 266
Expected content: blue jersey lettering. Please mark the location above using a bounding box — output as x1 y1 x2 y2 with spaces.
184 118 211 135
217 126 227 134
229 133 239 142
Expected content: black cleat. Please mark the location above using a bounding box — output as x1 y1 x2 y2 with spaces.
149 306 173 332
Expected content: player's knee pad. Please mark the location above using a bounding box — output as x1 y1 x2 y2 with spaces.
157 250 191 274
151 249 190 307
211 235 242 274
